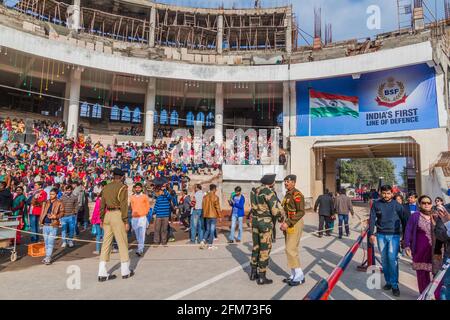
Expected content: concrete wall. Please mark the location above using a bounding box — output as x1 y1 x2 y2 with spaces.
324 158 337 194
222 165 286 181
412 127 448 196
0 25 434 83
429 167 450 203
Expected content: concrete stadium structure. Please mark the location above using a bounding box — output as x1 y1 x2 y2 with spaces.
0 0 450 205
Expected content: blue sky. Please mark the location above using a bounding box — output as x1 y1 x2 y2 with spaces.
157 0 446 43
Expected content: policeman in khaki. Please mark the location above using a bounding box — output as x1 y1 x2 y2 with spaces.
97 168 135 282
249 173 283 285
280 174 306 286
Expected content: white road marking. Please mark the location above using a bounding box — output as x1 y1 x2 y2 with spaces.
165 234 314 300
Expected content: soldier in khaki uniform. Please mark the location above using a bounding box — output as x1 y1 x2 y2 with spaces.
249 173 283 285
280 175 306 286
97 168 134 282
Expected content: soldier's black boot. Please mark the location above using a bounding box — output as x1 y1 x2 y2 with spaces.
249 267 258 281
257 272 273 285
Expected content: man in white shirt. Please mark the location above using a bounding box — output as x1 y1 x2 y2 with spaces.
54 172 64 184
44 184 53 200
190 184 204 244
93 183 102 196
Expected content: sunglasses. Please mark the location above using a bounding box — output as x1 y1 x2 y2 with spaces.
420 201 432 205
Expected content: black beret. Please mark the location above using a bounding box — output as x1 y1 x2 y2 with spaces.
260 174 276 185
284 174 297 182
113 168 124 176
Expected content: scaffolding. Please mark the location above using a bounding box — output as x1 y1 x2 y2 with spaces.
222 13 287 51
13 0 151 43
9 0 293 52
155 9 218 49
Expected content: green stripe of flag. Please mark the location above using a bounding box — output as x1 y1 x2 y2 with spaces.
310 106 359 119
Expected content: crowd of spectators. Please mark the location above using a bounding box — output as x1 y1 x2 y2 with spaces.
118 126 144 136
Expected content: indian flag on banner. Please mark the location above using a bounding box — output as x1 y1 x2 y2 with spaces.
309 89 359 118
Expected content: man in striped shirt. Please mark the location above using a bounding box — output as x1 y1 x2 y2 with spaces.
59 185 79 248
153 183 173 246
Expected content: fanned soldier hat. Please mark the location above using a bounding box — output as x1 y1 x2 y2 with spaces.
260 174 276 185
284 174 297 182
113 168 124 176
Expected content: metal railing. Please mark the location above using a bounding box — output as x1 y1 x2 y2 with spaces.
303 228 369 300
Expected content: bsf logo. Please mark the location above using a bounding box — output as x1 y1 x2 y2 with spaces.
375 77 407 108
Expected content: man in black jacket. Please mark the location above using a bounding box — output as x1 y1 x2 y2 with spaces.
314 189 334 237
369 185 407 297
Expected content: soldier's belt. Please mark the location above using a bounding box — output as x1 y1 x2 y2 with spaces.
107 207 121 210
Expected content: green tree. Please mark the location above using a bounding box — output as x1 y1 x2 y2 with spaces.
340 158 397 188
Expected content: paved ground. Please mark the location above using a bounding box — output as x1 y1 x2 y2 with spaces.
0 204 420 300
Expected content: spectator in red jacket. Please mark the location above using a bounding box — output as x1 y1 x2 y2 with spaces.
29 181 47 243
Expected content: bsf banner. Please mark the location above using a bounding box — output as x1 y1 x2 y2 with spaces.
296 64 439 136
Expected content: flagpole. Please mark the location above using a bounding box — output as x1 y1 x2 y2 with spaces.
308 87 312 136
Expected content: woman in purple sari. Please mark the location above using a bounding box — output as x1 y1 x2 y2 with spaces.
404 195 439 296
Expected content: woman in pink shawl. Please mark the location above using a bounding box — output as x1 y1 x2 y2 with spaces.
404 195 441 298
90 193 104 255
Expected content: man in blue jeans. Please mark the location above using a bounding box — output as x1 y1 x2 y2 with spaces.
228 186 245 243
190 184 204 243
334 189 354 239
369 185 407 297
59 185 79 248
200 184 221 250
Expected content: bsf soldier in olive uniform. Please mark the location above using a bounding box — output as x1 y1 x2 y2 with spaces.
249 173 283 285
280 175 306 286
97 168 134 282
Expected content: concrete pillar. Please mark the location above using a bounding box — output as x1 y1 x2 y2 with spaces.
66 69 81 139
435 72 448 127
149 7 156 48
413 7 425 31
71 0 81 31
289 81 297 136
215 83 224 146
324 157 337 193
217 15 224 54
313 37 322 50
144 78 156 143
290 136 316 207
285 11 292 55
282 81 290 149
63 82 70 124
